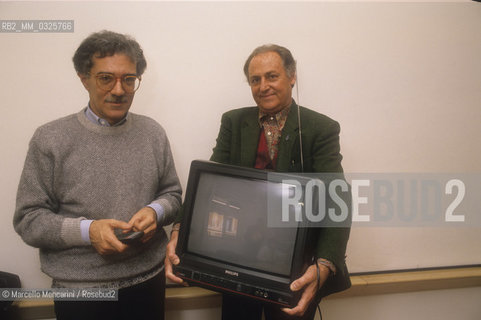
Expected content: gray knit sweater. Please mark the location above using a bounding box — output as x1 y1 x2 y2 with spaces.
14 109 182 286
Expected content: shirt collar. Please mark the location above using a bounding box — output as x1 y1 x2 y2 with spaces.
258 104 291 128
85 104 128 127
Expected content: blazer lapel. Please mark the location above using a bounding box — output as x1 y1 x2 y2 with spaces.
240 110 261 167
277 103 300 171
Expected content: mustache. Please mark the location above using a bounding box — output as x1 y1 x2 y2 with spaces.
105 96 127 104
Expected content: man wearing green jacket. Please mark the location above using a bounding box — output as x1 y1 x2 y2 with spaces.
166 44 350 319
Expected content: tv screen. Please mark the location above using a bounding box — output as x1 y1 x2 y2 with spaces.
187 171 298 277
175 160 315 307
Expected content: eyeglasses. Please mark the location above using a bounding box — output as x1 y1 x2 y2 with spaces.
91 72 141 93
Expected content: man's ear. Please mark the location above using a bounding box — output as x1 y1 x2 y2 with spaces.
290 74 297 88
78 73 89 90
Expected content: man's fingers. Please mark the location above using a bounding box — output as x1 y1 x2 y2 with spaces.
282 265 319 317
90 219 131 255
129 208 157 241
290 265 316 292
169 251 180 266
165 253 184 284
109 219 133 231
166 236 180 265
282 295 309 316
165 228 185 284
283 279 316 316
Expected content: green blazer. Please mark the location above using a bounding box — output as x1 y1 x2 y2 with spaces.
210 101 351 297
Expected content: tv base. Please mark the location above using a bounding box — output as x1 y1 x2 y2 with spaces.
174 266 297 307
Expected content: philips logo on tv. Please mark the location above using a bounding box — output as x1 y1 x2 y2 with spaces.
225 270 239 277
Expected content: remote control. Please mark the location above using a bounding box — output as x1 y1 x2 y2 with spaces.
116 230 144 244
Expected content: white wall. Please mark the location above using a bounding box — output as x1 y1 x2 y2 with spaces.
320 286 481 320
1 1 480 293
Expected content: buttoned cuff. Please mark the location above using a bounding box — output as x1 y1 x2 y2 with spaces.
147 203 165 223
80 219 93 244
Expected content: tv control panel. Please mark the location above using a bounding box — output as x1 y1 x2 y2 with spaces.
174 267 295 307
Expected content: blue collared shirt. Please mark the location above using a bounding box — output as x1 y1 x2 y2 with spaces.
84 105 128 127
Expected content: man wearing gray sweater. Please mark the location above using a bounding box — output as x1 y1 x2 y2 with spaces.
13 31 182 320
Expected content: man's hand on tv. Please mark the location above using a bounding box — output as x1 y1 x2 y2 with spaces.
281 263 329 317
89 219 132 255
165 224 187 285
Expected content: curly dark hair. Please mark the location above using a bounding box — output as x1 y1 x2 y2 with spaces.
72 30 147 76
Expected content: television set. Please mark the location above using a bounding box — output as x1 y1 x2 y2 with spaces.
174 160 318 307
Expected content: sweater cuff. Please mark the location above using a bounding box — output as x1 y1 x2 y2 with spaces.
60 217 89 247
152 199 173 226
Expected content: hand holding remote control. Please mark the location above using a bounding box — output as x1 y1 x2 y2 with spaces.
116 230 144 245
